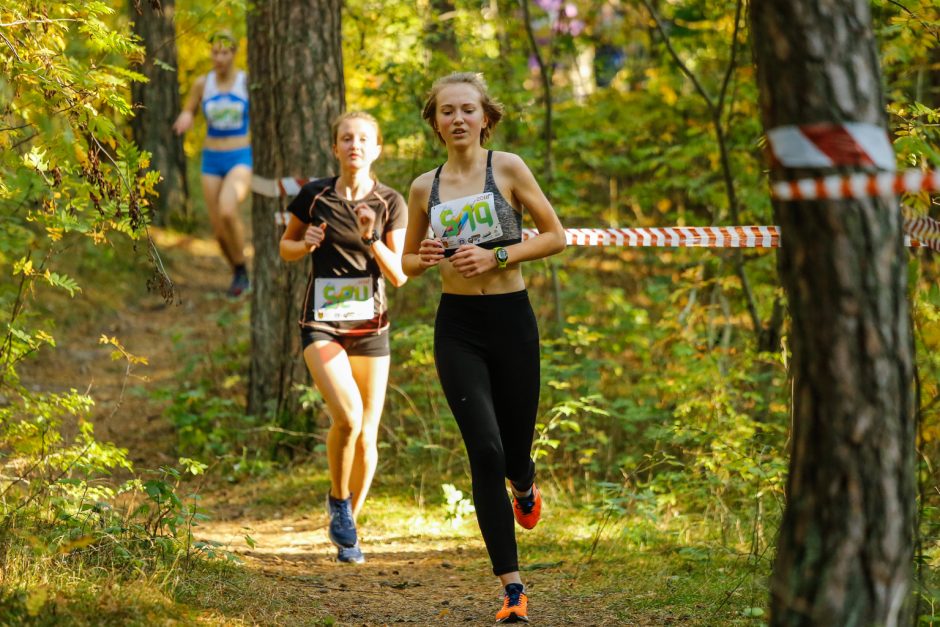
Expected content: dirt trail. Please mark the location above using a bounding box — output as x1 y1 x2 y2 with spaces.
25 230 638 626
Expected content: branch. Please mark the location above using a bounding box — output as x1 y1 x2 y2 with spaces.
885 0 940 42
641 0 763 344
640 0 715 114
0 19 81 28
0 31 21 62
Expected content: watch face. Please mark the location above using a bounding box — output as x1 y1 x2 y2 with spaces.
496 248 508 263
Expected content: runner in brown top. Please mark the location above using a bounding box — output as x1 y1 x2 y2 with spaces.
280 112 408 564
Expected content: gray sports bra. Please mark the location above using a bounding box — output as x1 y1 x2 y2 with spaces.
427 150 522 256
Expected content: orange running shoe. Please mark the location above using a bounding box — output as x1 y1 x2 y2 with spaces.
512 484 542 530
496 583 529 623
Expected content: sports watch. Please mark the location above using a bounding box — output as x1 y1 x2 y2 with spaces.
494 246 509 269
362 229 380 246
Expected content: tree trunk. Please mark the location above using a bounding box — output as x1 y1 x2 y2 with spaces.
130 0 188 226
750 2 915 625
426 0 458 60
246 0 344 425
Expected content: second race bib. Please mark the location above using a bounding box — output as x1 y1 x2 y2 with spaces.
429 192 503 250
313 277 374 321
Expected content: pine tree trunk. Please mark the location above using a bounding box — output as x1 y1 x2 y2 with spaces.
750 2 915 625
130 0 188 226
246 0 344 425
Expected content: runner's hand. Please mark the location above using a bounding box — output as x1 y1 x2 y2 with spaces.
305 222 328 251
418 239 445 268
450 245 495 278
172 111 193 135
354 204 377 239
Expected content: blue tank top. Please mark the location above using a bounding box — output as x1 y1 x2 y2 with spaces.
201 70 249 138
427 150 522 256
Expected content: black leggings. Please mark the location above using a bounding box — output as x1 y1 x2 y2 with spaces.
434 290 540 576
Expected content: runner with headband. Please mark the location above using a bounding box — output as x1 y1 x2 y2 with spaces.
279 111 408 564
402 72 566 623
173 30 252 297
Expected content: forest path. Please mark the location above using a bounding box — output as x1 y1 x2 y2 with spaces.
23 228 649 626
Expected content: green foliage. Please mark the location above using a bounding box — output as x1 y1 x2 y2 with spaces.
154 302 277 478
0 2 226 621
2 0 938 620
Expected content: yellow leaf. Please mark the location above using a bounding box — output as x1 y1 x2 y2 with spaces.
660 84 678 106
59 535 96 553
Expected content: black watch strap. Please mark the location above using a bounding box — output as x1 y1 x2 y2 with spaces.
362 229 380 246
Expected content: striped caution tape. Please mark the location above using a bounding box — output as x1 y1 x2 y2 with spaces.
767 123 896 171
772 168 940 201
252 175 314 198
524 225 934 252
904 215 940 251
527 226 780 248
271 216 937 251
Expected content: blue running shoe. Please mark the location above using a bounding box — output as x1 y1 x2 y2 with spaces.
326 494 358 548
336 543 365 564
226 270 250 297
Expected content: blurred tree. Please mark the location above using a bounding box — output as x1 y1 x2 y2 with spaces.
246 0 345 430
426 0 458 60
751 1 916 624
130 0 190 226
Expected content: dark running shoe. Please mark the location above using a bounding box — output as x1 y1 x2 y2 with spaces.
226 270 249 297
512 484 542 530
326 493 358 548
336 542 365 564
496 583 529 623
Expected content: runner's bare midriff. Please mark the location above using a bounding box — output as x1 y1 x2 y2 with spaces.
441 263 525 295
204 135 251 151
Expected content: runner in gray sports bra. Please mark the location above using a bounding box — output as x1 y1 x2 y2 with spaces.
428 150 521 256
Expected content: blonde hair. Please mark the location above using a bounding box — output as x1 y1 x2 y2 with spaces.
331 111 383 146
422 72 504 146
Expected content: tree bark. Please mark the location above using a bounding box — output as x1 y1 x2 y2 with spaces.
130 0 188 226
246 0 344 424
750 2 915 625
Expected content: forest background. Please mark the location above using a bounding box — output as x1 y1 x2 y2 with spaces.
1 0 939 624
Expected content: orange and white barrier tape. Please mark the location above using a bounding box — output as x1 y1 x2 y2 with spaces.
767 123 895 171
772 168 940 201
521 226 935 252
904 215 940 251
271 216 937 252
252 175 315 198
524 226 780 248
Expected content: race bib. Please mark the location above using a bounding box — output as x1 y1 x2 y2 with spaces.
205 97 246 131
313 277 374 321
429 192 503 250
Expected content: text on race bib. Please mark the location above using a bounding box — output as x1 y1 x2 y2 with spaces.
205 98 246 130
429 192 503 250
313 277 374 321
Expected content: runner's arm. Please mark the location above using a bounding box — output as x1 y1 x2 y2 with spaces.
172 75 206 136
370 228 408 287
402 174 443 277
499 152 566 264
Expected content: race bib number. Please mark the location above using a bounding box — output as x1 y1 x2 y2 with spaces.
205 97 246 131
313 277 374 321
429 192 503 250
